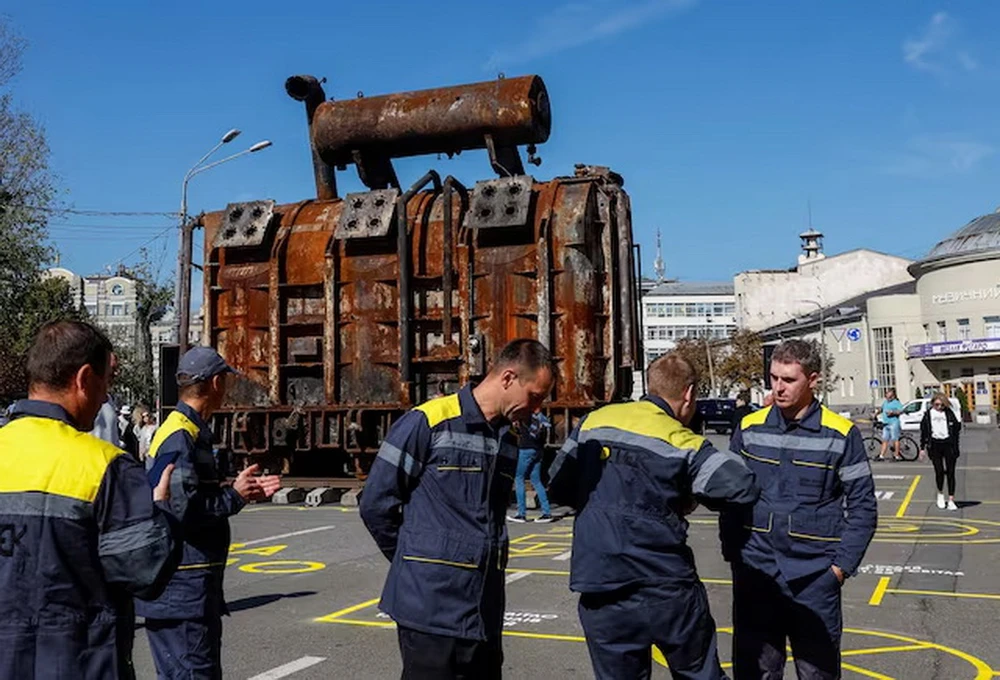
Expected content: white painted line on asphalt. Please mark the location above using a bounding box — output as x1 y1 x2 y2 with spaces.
873 475 905 480
505 571 532 585
240 526 337 546
247 656 326 680
553 550 572 561
875 490 895 500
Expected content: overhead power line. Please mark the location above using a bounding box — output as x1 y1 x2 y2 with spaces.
6 204 179 218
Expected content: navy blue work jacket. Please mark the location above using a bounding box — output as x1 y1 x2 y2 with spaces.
135 401 245 620
0 400 178 678
720 402 877 582
359 385 518 641
548 396 760 594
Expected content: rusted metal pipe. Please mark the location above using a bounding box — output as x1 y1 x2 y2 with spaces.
442 176 468 349
286 75 338 200
308 76 550 167
398 170 442 400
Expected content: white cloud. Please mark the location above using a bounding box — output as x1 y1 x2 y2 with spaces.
882 135 994 177
484 0 697 70
902 12 978 76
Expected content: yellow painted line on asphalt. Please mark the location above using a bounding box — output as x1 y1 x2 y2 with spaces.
315 598 381 622
504 630 585 642
868 577 891 606
842 644 928 656
841 663 894 679
896 475 921 517
887 587 1000 602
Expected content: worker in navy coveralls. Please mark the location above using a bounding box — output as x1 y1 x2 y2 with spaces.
548 352 759 680
721 339 877 679
138 347 282 679
360 339 556 680
0 321 179 679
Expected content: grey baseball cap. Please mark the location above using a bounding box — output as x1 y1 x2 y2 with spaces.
176 346 238 387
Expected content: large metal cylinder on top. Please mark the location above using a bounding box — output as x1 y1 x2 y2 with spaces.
304 75 550 167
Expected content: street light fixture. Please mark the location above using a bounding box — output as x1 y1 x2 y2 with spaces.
175 133 272 350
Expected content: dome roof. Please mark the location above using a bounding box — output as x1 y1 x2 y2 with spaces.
924 211 1000 261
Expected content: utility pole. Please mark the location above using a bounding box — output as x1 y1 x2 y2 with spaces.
704 318 717 397
799 299 826 403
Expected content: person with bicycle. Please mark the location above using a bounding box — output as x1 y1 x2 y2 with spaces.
919 393 961 511
875 388 904 461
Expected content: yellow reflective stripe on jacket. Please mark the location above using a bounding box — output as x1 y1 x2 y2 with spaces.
741 406 771 430
580 400 706 452
0 417 122 502
819 406 854 437
401 555 478 569
415 394 462 428
148 410 201 460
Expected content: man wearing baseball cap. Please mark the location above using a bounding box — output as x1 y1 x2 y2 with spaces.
135 346 281 678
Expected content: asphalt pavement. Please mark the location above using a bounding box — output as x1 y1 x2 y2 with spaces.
131 426 1000 679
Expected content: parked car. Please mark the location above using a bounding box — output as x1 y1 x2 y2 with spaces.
897 397 961 432
696 398 738 434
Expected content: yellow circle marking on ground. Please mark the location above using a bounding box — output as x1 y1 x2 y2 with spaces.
238 560 327 574
872 517 1000 544
652 628 994 678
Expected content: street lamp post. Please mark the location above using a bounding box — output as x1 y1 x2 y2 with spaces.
799 299 826 403
175 133 272 351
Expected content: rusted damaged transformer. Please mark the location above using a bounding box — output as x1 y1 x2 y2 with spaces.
201 73 641 476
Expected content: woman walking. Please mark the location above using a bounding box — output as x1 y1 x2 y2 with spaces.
920 393 962 511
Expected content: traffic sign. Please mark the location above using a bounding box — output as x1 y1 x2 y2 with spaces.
869 379 879 388
847 328 862 342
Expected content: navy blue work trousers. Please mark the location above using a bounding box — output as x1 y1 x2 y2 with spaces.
577 580 727 680
145 616 223 680
397 625 502 680
732 563 842 680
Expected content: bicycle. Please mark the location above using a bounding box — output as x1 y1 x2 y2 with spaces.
857 416 919 462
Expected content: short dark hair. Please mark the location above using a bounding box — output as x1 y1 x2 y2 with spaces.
26 320 114 390
771 339 821 376
492 339 557 379
647 352 698 400
178 379 212 401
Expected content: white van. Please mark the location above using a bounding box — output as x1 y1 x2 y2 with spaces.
898 397 962 432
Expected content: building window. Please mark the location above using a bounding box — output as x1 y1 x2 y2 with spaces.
646 349 666 366
985 316 1000 338
840 377 846 398
990 366 1000 376
923 324 930 342
110 304 124 317
937 321 947 342
961 367 974 378
958 318 971 340
849 376 855 397
873 327 896 391
941 369 951 380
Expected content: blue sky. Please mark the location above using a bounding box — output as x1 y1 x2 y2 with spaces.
8 0 1000 288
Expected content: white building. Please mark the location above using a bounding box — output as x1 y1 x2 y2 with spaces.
757 210 1000 424
642 282 737 367
735 229 914 332
45 268 141 344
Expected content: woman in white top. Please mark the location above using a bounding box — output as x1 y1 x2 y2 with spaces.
919 392 962 511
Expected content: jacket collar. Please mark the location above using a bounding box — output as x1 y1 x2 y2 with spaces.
10 399 80 429
175 400 210 436
458 383 513 437
642 394 679 420
771 398 823 432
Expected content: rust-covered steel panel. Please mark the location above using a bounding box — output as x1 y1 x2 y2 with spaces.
200 74 639 476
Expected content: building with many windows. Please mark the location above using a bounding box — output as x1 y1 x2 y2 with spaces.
641 281 736 367
758 209 1000 423
46 268 141 344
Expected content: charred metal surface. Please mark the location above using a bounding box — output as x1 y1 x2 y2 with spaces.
201 75 639 478
213 201 275 248
467 176 533 229
335 189 399 239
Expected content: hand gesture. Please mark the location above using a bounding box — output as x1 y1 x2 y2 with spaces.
153 464 175 502
233 463 283 502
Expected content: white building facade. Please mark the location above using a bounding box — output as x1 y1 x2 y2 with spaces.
641 281 737 367
46 268 141 344
757 212 1000 424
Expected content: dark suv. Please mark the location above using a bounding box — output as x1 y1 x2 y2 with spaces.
695 398 737 434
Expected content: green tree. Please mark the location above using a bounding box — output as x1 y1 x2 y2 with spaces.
0 19 65 401
672 336 724 397
717 329 764 392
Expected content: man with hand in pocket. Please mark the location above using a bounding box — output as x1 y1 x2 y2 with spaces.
360 339 556 680
721 339 877 679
